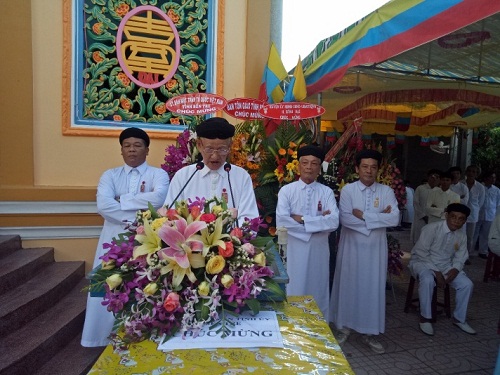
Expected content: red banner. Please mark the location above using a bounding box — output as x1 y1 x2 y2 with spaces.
166 93 227 115
259 102 325 120
223 98 266 120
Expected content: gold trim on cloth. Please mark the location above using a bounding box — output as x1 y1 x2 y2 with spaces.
88 296 354 374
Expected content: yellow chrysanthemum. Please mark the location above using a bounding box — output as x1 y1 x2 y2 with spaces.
151 217 168 231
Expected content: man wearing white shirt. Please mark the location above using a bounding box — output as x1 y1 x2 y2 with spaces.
409 203 475 336
330 149 399 354
411 169 441 243
164 117 259 222
463 165 486 257
426 171 460 224
449 166 469 205
81 127 170 347
473 171 500 258
276 145 339 322
488 212 500 256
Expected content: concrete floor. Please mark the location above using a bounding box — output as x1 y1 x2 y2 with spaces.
330 227 500 375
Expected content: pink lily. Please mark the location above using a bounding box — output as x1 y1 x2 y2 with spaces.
158 217 207 269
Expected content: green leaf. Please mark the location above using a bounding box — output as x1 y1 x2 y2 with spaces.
245 298 261 315
263 278 287 302
148 202 161 219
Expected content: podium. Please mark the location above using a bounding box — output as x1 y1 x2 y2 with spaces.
88 296 354 374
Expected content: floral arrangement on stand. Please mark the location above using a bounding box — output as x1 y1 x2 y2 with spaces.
377 161 407 209
161 116 204 180
251 122 313 237
229 120 266 188
162 129 199 180
88 197 285 347
259 122 312 187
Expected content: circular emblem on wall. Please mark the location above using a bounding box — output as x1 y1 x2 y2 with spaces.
116 5 181 89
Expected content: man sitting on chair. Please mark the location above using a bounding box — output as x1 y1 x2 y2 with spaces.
408 203 476 336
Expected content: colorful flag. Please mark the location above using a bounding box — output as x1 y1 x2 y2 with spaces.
395 112 411 132
283 57 307 102
258 43 288 104
387 136 396 149
395 134 405 144
420 136 430 146
429 136 439 145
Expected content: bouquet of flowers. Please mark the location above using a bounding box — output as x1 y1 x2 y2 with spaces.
88 197 285 347
260 122 312 187
229 120 266 188
161 129 199 180
377 161 407 208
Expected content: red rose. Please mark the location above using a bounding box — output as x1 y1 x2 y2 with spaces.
200 213 217 223
229 227 243 238
218 241 234 258
163 292 180 312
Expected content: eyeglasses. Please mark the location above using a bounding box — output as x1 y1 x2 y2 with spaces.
204 147 230 156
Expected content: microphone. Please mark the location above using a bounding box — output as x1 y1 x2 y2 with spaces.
224 163 239 227
167 161 204 209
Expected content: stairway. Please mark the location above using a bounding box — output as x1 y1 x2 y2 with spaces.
0 235 104 375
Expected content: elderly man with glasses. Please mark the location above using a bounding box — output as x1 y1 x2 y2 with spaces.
164 117 259 222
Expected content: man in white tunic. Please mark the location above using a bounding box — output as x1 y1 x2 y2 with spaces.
330 150 399 354
488 212 500 256
449 166 469 205
426 171 460 224
411 169 440 243
473 171 500 258
409 203 476 336
164 117 259 222
463 165 485 256
276 145 339 322
81 128 170 347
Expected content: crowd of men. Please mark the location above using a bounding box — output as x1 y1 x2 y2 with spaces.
81 120 500 357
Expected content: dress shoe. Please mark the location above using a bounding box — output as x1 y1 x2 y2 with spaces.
453 321 477 335
478 254 488 259
419 322 434 336
362 335 385 354
335 328 351 345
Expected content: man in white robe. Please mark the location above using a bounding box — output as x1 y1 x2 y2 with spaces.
463 165 486 255
330 150 399 354
165 117 259 222
488 212 500 256
409 203 476 336
426 171 460 224
449 166 469 205
473 171 500 258
81 127 170 347
411 169 440 243
276 145 339 322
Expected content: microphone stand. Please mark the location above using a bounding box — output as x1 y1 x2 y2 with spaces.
167 161 204 209
224 163 239 227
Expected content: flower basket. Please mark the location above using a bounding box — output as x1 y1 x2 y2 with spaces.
86 197 286 346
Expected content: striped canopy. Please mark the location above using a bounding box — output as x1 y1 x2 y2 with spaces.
301 0 500 134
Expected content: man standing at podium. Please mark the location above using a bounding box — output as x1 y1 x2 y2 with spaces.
81 127 170 347
164 117 259 222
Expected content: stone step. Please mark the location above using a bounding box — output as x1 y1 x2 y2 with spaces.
0 247 55 295
0 278 89 375
0 261 85 337
33 332 105 375
0 235 22 259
